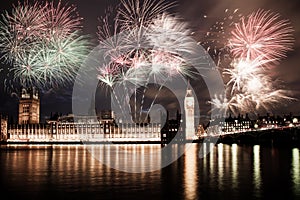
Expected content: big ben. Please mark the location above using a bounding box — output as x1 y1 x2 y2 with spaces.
184 82 195 140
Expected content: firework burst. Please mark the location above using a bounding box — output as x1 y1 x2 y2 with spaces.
96 0 197 122
208 93 237 116
0 0 91 90
147 13 193 54
118 0 175 30
228 9 294 63
43 1 83 39
207 9 295 116
8 1 46 41
224 56 272 93
218 56 295 115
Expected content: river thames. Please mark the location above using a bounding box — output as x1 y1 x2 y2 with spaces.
0 143 299 200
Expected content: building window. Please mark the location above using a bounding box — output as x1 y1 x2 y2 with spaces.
23 105 30 113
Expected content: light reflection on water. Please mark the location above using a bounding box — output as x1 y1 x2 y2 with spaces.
0 143 299 200
184 144 197 200
89 144 162 173
292 148 300 195
253 145 261 198
209 142 215 189
231 144 238 189
217 143 224 191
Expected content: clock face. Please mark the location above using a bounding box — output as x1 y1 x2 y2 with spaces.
187 100 193 107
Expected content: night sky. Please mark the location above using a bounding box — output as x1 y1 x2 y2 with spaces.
0 0 300 122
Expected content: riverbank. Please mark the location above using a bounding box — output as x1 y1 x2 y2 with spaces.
1 128 300 146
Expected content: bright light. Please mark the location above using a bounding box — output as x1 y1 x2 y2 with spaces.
292 148 300 194
232 144 238 188
247 77 263 92
293 118 298 124
253 145 261 195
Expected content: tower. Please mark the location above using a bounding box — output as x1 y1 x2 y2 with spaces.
184 82 195 139
18 87 40 124
0 115 8 141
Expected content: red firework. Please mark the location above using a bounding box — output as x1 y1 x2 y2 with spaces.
228 9 294 63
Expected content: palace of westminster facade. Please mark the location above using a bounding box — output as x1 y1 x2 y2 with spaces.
0 87 194 143
2 86 293 143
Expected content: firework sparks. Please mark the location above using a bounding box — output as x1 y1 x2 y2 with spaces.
117 0 175 30
96 0 199 123
8 1 46 41
43 0 83 39
228 9 294 63
208 93 238 116
0 0 91 89
96 2 295 119
206 8 295 116
223 56 272 93
147 13 194 54
199 8 243 70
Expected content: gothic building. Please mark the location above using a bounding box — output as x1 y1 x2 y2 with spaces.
184 82 196 140
160 83 198 143
18 87 40 124
0 115 8 141
161 110 182 144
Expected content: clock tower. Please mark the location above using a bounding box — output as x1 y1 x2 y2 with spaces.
184 82 195 140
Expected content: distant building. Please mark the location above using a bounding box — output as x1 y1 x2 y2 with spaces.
8 109 161 142
99 110 115 120
219 114 253 132
0 115 8 141
161 110 182 143
160 82 199 143
18 87 40 124
206 114 254 135
184 82 196 140
196 124 205 136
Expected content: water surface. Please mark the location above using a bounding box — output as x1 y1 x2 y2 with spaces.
0 143 299 200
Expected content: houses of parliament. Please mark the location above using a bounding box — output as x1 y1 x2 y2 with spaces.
0 86 198 143
1 86 299 144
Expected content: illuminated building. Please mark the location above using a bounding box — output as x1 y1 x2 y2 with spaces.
161 110 182 143
219 114 253 133
18 87 40 124
184 82 196 140
206 114 253 135
0 115 8 141
8 111 161 143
